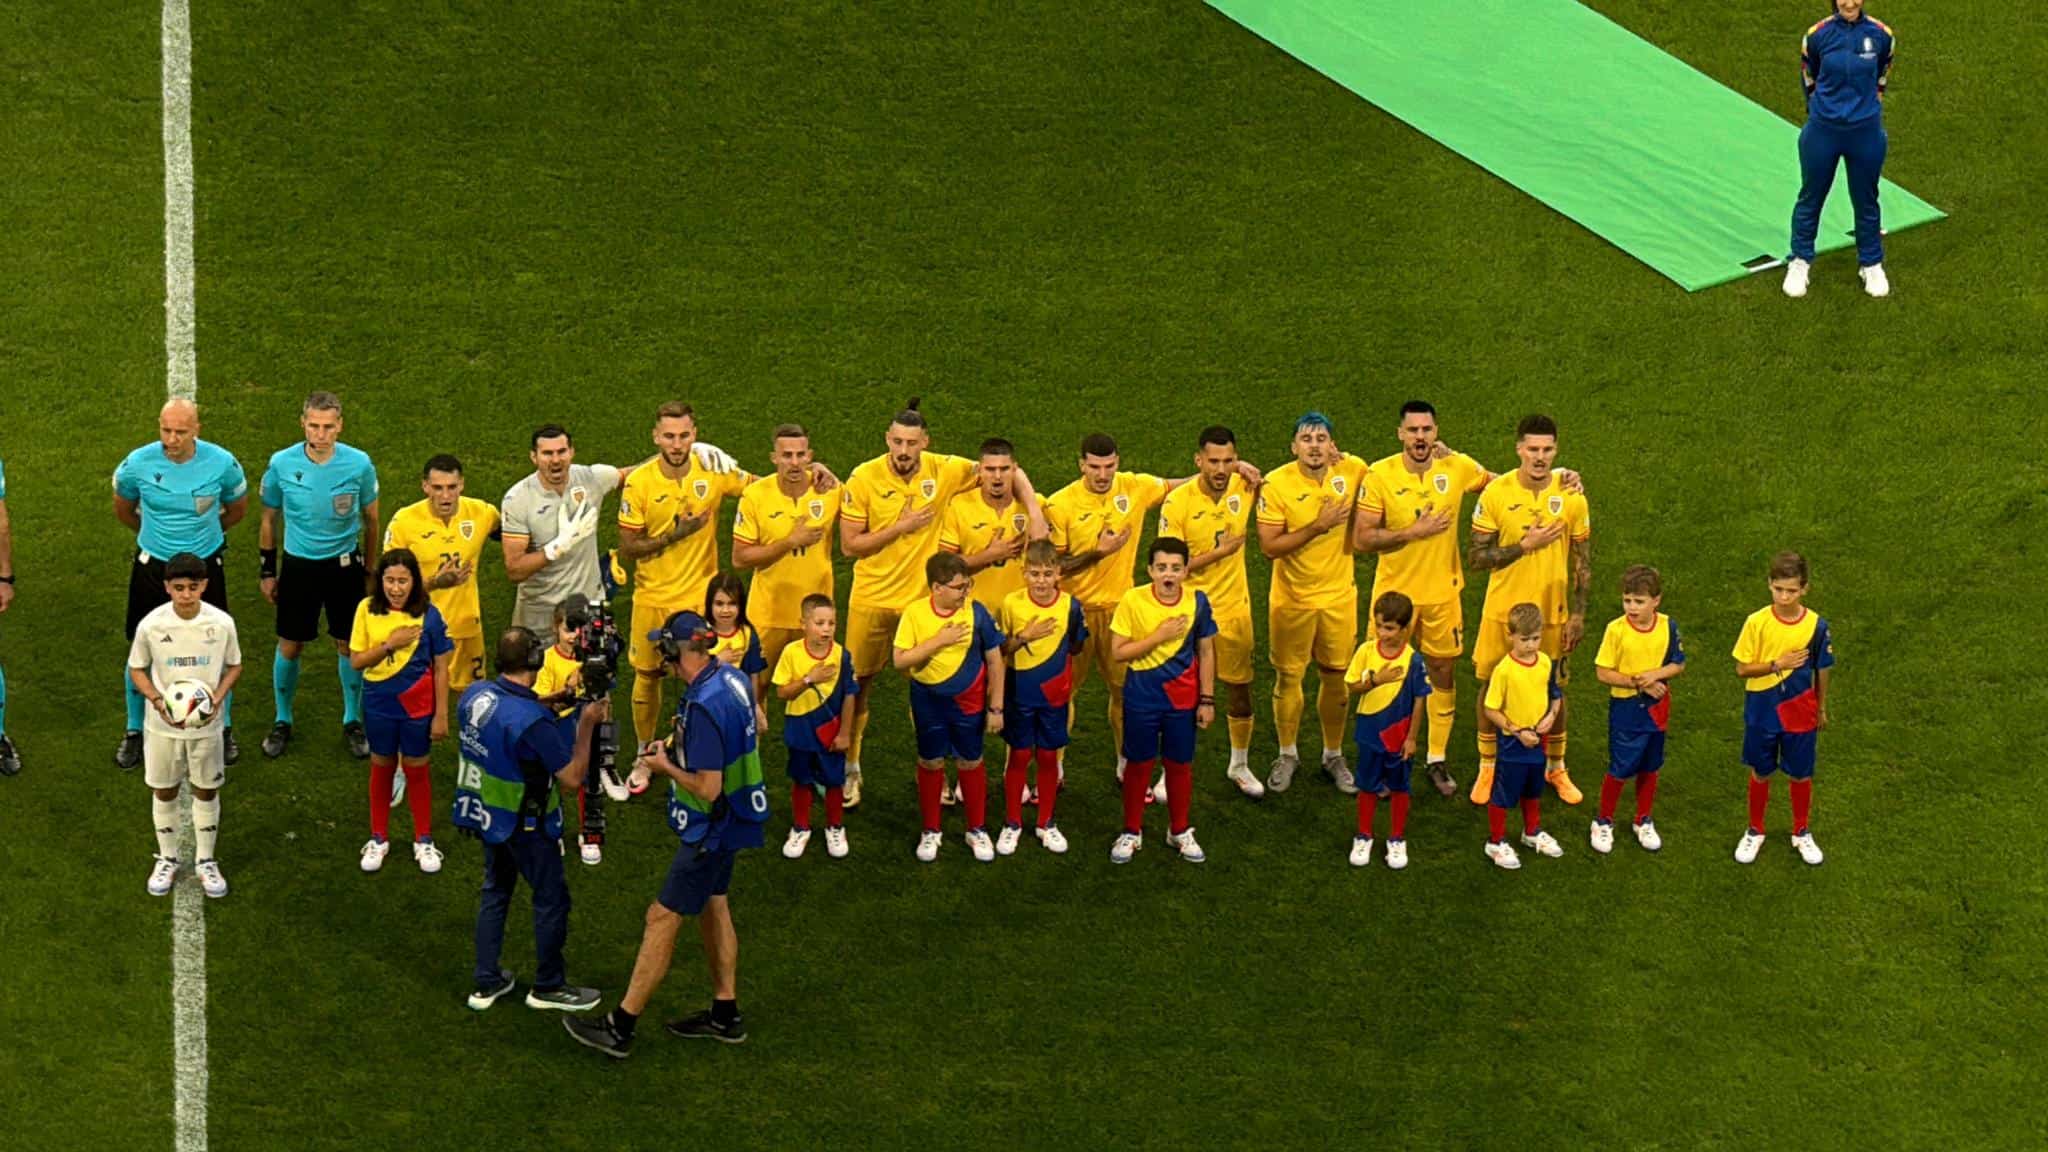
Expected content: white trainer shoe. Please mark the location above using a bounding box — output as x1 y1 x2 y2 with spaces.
1169 827 1205 863
1859 263 1889 298
996 825 1022 856
915 830 942 863
147 856 179 896
195 859 228 898
577 838 601 866
942 779 960 807
1521 830 1563 858
415 841 445 874
1590 821 1615 855
1349 836 1374 868
1792 831 1824 866
1485 841 1522 870
1110 831 1142 864
783 828 811 859
842 766 862 809
1734 830 1766 864
1036 824 1069 854
1149 772 1167 805
824 826 849 858
1633 820 1663 853
598 764 631 803
1227 763 1266 799
966 828 996 863
1385 839 1409 870
389 770 407 808
1783 258 1811 297
360 838 390 873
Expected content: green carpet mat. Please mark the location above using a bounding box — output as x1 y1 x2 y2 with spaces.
1207 0 1945 290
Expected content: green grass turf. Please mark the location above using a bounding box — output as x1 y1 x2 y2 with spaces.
2 0 2044 1147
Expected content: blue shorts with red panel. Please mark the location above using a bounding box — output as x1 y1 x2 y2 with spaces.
787 747 848 790
1490 754 1548 808
1353 713 1415 794
1743 726 1816 780
1122 707 1196 765
1002 703 1070 751
910 686 986 763
1608 730 1666 780
365 711 432 759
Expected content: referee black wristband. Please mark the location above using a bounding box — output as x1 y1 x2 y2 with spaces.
259 548 279 579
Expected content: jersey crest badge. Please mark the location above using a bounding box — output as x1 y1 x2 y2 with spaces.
332 492 356 517
459 520 475 540
920 479 937 501
1011 513 1027 534
204 625 218 643
1434 473 1450 495
1548 495 1564 516
1113 494 1130 515
808 499 825 520
570 486 589 509
1227 494 1242 516
1331 476 1348 497
693 479 710 501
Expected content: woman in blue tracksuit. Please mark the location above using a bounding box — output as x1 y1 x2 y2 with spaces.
1784 0 1895 299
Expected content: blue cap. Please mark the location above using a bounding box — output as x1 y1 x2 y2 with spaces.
648 610 714 648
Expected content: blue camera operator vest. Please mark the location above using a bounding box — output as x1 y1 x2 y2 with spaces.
453 679 564 844
665 661 770 851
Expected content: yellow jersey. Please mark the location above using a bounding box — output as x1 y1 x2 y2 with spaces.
733 475 838 631
1045 472 1169 611
1256 456 1370 611
841 452 980 611
1361 452 1488 606
1345 638 1425 717
1732 606 1833 694
533 644 581 717
938 490 1032 612
1110 584 1215 712
709 623 768 678
382 496 499 638
771 639 855 746
1158 475 1253 618
1471 472 1590 624
1594 613 1685 699
893 597 1003 692
619 459 750 609
1484 650 1559 735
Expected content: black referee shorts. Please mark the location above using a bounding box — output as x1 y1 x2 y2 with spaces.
277 551 369 645
126 548 230 639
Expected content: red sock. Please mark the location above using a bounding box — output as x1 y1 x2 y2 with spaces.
1789 778 1812 835
1356 791 1378 837
1164 760 1193 835
1390 792 1410 839
1635 771 1659 823
824 785 845 827
1004 747 1031 827
1598 774 1624 822
960 765 989 830
403 761 433 840
917 766 944 832
791 785 814 830
576 783 588 828
1521 797 1542 837
1122 759 1153 834
1487 804 1507 843
1747 776 1770 834
1035 748 1060 827
369 761 394 839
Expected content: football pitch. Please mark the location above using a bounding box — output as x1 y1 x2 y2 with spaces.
2 1 2044 1148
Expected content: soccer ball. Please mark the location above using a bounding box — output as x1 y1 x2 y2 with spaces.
163 679 216 729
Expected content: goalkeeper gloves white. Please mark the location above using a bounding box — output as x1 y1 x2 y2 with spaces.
543 499 600 562
692 441 738 475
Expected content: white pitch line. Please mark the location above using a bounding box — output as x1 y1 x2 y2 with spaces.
161 1 209 1151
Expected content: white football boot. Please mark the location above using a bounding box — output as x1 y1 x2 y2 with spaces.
360 838 390 873
1385 839 1409 871
824 825 850 858
1485 841 1522 870
415 841 445 874
1791 831 1825 866
195 859 228 898
965 828 996 863
1859 263 1889 298
1734 830 1766 864
1589 821 1615 855
782 828 811 859
1633 820 1663 853
147 856 179 896
915 830 942 863
1035 824 1069 854
995 825 1022 856
1109 831 1142 864
1783 258 1811 297
1521 830 1564 859
1349 836 1374 868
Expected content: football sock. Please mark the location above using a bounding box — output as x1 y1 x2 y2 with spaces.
631 674 663 749
1122 758 1154 834
824 785 845 827
338 656 365 726
1635 770 1659 823
403 762 433 839
1747 775 1770 834
1521 797 1543 837
1034 748 1060 827
791 785 814 830
1486 804 1507 844
1598 774 1624 823
959 764 989 830
1164 760 1193 835
1544 730 1567 764
711 997 740 1026
1272 676 1305 747
1426 681 1455 762
1476 726 1498 770
1357 791 1378 837
1789 778 1813 835
1316 668 1349 751
369 762 395 840
1227 714 1253 760
847 695 872 766
1389 792 1410 839
192 796 220 859
272 649 300 725
153 797 181 859
1003 747 1031 827
610 1006 639 1039
125 671 147 731
916 766 944 833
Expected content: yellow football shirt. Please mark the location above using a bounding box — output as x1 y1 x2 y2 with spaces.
382 496 499 639
1362 452 1488 606
771 639 849 722
938 490 1032 612
841 452 980 611
1483 650 1557 731
533 644 581 717
733 475 838 631
1471 472 1590 624
1594 613 1683 698
1256 456 1370 611
619 459 750 610
1158 475 1253 618
1045 472 1169 611
893 597 993 688
1345 638 1421 716
1732 606 1825 693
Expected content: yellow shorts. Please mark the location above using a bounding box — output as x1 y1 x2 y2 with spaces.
628 598 692 673
1211 606 1254 685
1409 599 1465 661
447 633 487 693
1471 616 1567 682
1077 605 1127 690
845 602 903 680
757 627 804 678
1268 599 1357 675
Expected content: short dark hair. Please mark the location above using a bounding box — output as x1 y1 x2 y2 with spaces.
1515 413 1558 441
772 422 809 444
655 401 694 424
891 397 927 430
302 391 342 416
370 549 429 616
1621 565 1663 597
423 453 463 479
1768 551 1810 584
1373 590 1415 627
926 551 969 585
496 627 546 675
978 437 1015 460
1399 400 1437 421
164 552 208 582
1148 536 1190 565
800 593 835 619
704 571 749 620
1196 425 1236 450
1079 432 1118 459
531 423 571 450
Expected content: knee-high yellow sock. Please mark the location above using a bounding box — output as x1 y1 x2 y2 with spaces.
1227 714 1253 753
1427 681 1456 762
631 674 664 749
1316 668 1349 754
1107 690 1124 756
1476 727 1497 770
847 693 872 765
1272 676 1305 749
1544 730 1567 767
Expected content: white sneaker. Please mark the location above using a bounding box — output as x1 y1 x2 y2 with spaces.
1110 831 1142 864
1792 831 1824 866
782 828 811 859
598 764 631 803
915 830 942 863
1734 830 1766 864
1227 763 1266 799
1036 825 1069 854
996 825 1022 856
824 825 850 858
194 859 228 898
1349 836 1374 867
578 838 601 866
1783 258 1811 297
966 828 996 863
1520 830 1563 858
1385 839 1409 870
389 769 407 808
1149 772 1167 805
1859 263 1889 298
1169 827 1205 863
1633 820 1663 853
1589 821 1614 855
360 838 390 873
147 856 179 896
843 765 862 809
1486 841 1522 870
942 779 960 807
415 841 445 874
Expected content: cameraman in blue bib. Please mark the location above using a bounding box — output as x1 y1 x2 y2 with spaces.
565 610 768 1056
455 627 610 1014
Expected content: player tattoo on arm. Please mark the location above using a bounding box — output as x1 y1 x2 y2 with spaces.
1568 537 1592 618
1466 530 1520 571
